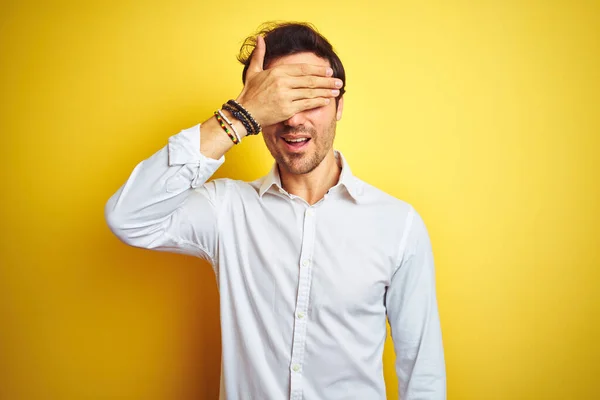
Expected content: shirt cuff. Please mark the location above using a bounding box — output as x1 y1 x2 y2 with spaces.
167 123 225 188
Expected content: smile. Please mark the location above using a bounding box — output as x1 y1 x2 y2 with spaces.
281 137 311 151
283 138 309 143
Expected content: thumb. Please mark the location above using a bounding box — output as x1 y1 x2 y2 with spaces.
247 35 266 76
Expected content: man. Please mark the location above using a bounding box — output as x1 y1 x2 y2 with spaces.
105 22 446 400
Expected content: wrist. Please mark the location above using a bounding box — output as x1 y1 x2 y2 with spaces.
234 97 257 127
221 109 249 138
224 99 261 135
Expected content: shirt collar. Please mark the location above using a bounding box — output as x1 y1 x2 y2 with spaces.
258 151 363 202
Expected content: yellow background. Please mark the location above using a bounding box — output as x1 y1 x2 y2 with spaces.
1 0 598 399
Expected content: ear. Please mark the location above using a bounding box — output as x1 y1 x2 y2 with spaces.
335 96 344 121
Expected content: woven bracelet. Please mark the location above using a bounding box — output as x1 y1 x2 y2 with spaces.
222 103 255 135
226 99 261 134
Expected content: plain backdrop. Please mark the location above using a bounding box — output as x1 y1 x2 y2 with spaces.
1 0 598 399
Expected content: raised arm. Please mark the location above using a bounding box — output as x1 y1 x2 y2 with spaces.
104 35 342 263
385 208 447 399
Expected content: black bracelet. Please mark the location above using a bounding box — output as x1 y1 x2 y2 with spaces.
222 104 254 135
226 99 261 134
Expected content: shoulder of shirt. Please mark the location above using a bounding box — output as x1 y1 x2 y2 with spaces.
351 176 430 245
351 175 413 211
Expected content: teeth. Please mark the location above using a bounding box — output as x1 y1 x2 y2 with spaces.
285 138 308 143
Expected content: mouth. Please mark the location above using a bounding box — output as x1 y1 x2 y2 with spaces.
281 137 311 151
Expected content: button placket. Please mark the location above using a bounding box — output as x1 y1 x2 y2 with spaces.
288 207 317 399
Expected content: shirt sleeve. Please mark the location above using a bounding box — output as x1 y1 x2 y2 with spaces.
385 207 447 399
104 124 226 266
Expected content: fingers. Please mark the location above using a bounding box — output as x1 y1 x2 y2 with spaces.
279 63 334 78
292 98 332 114
289 75 343 90
247 35 266 75
290 88 340 101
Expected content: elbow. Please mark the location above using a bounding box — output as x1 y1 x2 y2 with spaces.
104 196 167 250
104 198 133 245
104 195 146 248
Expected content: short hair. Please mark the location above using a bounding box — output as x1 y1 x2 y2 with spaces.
237 22 346 100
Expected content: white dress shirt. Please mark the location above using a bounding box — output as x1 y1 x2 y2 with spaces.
105 124 446 400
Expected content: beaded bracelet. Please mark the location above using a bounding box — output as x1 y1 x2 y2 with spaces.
226 99 262 134
222 103 255 135
214 111 239 144
217 109 241 143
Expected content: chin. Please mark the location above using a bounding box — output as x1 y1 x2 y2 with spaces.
279 153 322 175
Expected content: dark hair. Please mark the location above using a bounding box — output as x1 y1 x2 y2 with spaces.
238 22 346 100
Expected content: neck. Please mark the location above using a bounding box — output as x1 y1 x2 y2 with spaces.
279 151 341 205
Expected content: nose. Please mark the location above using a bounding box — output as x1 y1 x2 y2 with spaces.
283 111 307 127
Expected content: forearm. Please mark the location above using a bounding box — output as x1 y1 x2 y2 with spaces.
199 108 249 160
393 310 446 399
387 208 447 399
105 124 224 249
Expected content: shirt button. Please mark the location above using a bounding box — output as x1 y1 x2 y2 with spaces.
292 364 300 372
297 312 305 319
302 259 310 267
306 209 314 217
